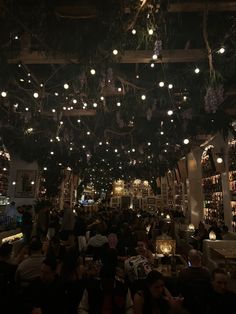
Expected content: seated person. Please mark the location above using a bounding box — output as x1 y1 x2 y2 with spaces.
178 249 211 314
206 268 236 314
135 240 154 265
134 270 184 314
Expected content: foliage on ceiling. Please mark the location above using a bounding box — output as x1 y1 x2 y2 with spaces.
0 0 236 196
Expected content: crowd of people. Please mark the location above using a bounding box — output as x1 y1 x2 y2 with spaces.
0 203 236 314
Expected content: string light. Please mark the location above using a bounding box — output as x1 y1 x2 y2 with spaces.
77 119 81 123
167 110 173 116
1 91 7 97
141 94 146 100
43 167 47 171
117 102 121 107
100 96 104 100
136 75 139 79
28 80 31 83
159 82 164 87
148 142 151 146
87 131 90 135
152 54 158 60
40 83 44 87
117 87 122 92
132 29 136 35
25 107 29 111
113 49 118 55
50 151 54 155
64 83 69 89
194 68 200 74
14 35 19 40
90 69 96 75
33 92 39 98
150 63 155 68
60 121 63 125
160 131 164 135
114 149 118 153
20 78 24 82
218 47 225 54
93 102 98 108
183 96 187 101
99 142 102 145
183 138 190 144
31 181 35 185
217 157 223 164
72 99 77 104
52 109 56 113
55 92 59 96
168 84 173 89
148 29 154 35
12 181 16 185
132 148 135 152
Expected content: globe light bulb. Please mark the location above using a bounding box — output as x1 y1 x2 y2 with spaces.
217 157 223 164
183 138 190 144
64 83 69 89
168 84 173 89
72 99 77 104
148 29 154 35
150 63 155 68
132 29 136 35
100 96 104 100
152 54 158 60
93 102 98 108
1 91 7 97
195 68 200 74
141 95 146 100
117 102 121 107
167 110 173 116
159 81 164 87
218 47 225 54
183 96 187 101
90 69 96 75
33 92 39 98
113 49 118 55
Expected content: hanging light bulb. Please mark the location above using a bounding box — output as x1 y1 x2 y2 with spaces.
152 54 158 60
217 157 223 164
117 102 121 107
1 91 7 97
168 84 173 89
100 96 104 101
167 110 173 116
183 138 190 144
218 47 225 54
93 102 98 108
159 82 165 87
64 83 69 89
148 29 154 35
195 68 200 74
136 75 139 79
90 69 96 75
55 92 59 96
141 94 146 100
72 99 77 104
113 49 118 55
132 29 136 35
77 119 81 123
117 87 122 92
87 131 90 135
150 63 155 68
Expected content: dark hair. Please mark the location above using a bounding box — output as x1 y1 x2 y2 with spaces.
146 270 164 286
43 257 57 272
0 242 13 257
211 268 227 280
29 237 42 252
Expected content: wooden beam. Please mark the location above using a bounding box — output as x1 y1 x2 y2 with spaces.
8 49 207 64
163 2 236 12
43 109 96 117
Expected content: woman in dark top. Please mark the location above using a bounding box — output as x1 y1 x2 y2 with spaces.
134 270 178 314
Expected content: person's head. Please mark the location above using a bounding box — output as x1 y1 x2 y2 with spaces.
136 240 147 255
29 237 42 254
188 249 202 267
64 201 70 210
0 242 13 259
40 258 57 284
211 268 228 294
146 270 165 298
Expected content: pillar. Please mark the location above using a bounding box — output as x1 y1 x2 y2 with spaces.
187 147 204 227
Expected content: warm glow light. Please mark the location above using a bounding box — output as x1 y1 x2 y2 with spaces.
150 63 155 68
100 96 104 100
148 29 154 35
183 96 187 101
168 84 173 89
72 99 77 104
117 102 121 107
113 49 118 55
218 47 225 54
33 92 39 98
159 81 165 87
152 54 158 60
195 68 200 74
216 157 223 164
12 181 16 185
87 131 90 135
188 223 195 231
1 91 7 97
90 69 96 75
183 138 190 145
209 231 216 240
31 181 35 185
64 83 69 89
141 95 146 100
148 142 151 146
167 110 173 116
132 29 136 35
93 102 98 108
